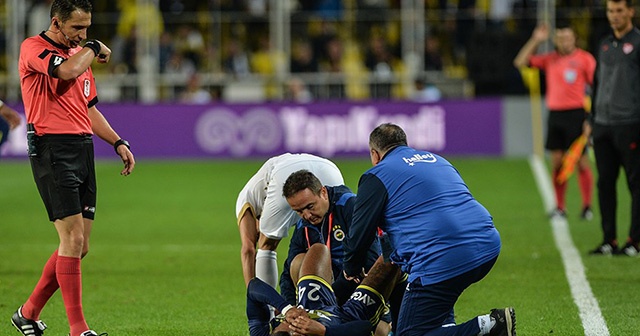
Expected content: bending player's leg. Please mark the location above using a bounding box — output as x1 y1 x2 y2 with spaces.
256 233 280 288
238 209 259 287
361 256 401 299
54 214 90 336
297 243 332 283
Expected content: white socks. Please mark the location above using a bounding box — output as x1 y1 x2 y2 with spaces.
255 249 278 288
477 314 495 335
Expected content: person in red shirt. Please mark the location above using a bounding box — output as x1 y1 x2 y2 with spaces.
514 22 596 220
11 1 135 336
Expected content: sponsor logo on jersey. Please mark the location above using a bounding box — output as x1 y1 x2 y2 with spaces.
83 206 96 213
333 228 344 241
402 153 437 166
350 291 378 306
623 43 634 55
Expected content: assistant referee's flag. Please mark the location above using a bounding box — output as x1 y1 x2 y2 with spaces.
557 134 588 184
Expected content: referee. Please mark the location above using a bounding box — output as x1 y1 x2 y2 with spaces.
11 1 134 336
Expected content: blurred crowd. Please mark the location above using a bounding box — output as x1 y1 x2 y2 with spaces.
9 0 618 102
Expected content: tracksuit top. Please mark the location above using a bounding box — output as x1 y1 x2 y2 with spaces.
592 27 640 126
344 146 501 285
279 185 380 304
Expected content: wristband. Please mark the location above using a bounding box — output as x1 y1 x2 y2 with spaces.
83 39 101 57
281 304 294 316
113 139 130 154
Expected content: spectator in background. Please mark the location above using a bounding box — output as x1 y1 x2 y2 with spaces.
513 23 595 220
174 24 205 69
365 35 395 99
0 99 21 158
319 36 347 99
159 31 175 73
424 33 444 71
179 74 213 104
223 39 251 78
411 76 442 103
285 77 313 103
290 39 318 73
589 0 640 256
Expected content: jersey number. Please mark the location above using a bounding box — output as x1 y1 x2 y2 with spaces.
299 283 322 302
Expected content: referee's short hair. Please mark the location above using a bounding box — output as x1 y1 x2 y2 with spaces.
50 0 93 21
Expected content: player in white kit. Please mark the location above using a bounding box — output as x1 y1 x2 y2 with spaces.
236 153 344 288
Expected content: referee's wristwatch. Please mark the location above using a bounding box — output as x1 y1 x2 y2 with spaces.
113 139 130 154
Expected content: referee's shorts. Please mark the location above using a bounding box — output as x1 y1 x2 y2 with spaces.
30 134 97 222
545 108 587 151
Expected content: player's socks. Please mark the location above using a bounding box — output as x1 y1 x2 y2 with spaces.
552 169 567 211
22 250 60 320
578 166 593 208
56 256 89 336
256 249 278 288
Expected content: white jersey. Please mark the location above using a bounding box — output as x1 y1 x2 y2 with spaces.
236 153 344 239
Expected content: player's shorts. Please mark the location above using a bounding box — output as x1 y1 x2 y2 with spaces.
545 108 587 151
30 134 97 221
297 275 386 328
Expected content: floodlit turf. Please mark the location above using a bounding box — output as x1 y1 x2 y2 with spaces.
0 157 637 335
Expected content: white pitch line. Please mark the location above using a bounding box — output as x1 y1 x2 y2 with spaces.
529 155 609 336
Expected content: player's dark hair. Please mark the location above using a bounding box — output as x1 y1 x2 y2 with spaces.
369 123 408 154
50 0 93 21
282 170 323 199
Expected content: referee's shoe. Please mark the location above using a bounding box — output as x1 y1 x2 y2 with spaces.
11 306 47 336
489 307 516 336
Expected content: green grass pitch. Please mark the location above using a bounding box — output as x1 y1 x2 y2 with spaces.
1 157 638 335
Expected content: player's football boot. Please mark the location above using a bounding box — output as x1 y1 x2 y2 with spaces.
589 242 618 255
488 307 516 336
72 331 108 336
11 306 47 336
617 242 640 257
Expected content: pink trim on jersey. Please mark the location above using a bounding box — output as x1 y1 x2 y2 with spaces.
529 49 595 111
19 34 97 135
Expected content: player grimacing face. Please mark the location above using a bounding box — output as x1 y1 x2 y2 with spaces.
286 187 330 225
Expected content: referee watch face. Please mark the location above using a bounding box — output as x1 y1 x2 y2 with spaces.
286 187 330 225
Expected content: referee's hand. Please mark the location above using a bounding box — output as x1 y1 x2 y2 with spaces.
116 145 135 176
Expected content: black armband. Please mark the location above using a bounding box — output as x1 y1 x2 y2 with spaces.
113 139 130 154
83 39 101 57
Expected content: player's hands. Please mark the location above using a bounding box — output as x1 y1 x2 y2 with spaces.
116 145 135 176
343 269 365 284
288 314 327 336
284 306 307 323
532 23 550 43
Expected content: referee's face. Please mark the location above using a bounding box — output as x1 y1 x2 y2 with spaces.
286 187 330 225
